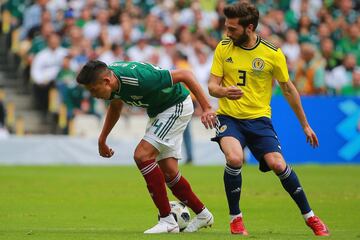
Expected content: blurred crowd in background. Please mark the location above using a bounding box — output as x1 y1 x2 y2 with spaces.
1 0 360 134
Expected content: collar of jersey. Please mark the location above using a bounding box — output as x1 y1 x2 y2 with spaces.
239 35 260 50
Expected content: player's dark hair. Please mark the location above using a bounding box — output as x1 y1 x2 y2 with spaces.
76 60 109 85
224 2 259 30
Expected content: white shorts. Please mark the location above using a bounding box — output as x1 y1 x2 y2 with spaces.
143 95 193 161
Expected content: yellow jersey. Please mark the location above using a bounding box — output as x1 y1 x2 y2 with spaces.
211 36 289 119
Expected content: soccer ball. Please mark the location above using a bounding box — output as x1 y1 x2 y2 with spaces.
169 201 191 231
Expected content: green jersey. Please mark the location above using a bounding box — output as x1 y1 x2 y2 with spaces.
108 61 190 117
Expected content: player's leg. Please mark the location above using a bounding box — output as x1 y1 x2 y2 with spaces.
139 96 193 233
150 95 213 232
263 152 329 235
219 136 248 235
133 140 178 234
264 152 313 214
211 115 248 235
248 117 329 236
157 157 214 232
158 157 205 214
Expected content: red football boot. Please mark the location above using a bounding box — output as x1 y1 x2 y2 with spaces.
306 216 330 236
230 216 249 235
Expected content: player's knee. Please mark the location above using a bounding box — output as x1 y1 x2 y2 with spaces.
267 159 286 173
225 153 243 167
133 151 152 164
270 162 285 173
264 153 286 173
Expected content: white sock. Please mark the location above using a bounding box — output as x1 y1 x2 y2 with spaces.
303 210 314 220
230 212 243 222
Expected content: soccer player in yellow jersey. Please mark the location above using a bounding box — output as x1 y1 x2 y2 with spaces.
208 2 329 236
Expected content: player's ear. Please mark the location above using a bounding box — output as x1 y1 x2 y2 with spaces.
246 24 254 33
103 75 111 85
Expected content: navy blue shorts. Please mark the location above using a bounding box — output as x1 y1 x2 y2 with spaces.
211 115 282 172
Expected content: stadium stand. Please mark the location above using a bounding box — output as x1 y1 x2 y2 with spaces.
0 0 359 135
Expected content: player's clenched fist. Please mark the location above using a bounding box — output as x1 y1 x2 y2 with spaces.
98 141 114 158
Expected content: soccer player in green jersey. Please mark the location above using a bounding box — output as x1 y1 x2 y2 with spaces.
208 2 329 236
76 60 216 234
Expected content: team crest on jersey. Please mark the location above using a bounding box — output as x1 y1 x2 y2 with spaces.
131 95 143 100
219 125 227 133
252 58 265 71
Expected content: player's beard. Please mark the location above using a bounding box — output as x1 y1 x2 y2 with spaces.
232 33 250 47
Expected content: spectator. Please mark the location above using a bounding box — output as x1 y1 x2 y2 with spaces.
116 12 142 49
297 14 317 44
31 33 68 115
58 8 76 39
332 0 359 25
282 29 300 75
75 7 92 29
190 43 217 110
127 35 155 62
28 22 54 56
83 9 109 41
267 10 288 38
98 43 124 65
156 33 177 70
316 23 332 46
55 55 77 118
320 38 342 69
320 38 343 94
337 24 360 65
108 0 122 25
94 28 112 57
293 43 326 95
176 26 196 64
341 68 360 96
291 0 322 22
20 0 52 40
327 54 358 95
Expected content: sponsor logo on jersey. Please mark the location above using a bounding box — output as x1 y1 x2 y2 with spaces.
252 58 265 71
131 95 143 100
225 57 233 63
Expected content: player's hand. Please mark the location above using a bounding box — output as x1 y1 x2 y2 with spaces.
225 86 243 100
98 140 115 158
201 108 217 129
303 125 319 148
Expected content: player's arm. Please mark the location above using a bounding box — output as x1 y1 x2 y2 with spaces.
208 74 243 100
98 99 124 157
278 80 319 148
170 69 216 129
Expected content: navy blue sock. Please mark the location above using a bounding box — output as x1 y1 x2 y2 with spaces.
278 165 311 214
224 164 242 215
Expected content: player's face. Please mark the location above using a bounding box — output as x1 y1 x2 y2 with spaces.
225 18 250 46
85 78 112 100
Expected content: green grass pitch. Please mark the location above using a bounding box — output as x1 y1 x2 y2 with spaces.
1 165 359 239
